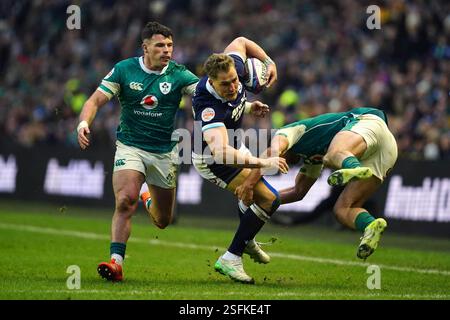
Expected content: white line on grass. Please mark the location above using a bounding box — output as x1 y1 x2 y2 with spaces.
3 289 450 299
1 222 449 277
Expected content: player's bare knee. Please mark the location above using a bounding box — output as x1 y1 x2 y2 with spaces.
323 151 342 168
152 211 172 229
259 192 274 210
322 153 332 167
154 219 170 229
153 220 168 229
115 193 138 214
256 191 280 215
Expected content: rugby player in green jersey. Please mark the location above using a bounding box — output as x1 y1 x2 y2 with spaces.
236 107 398 260
77 22 199 281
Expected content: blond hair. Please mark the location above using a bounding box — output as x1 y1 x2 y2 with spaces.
203 53 235 79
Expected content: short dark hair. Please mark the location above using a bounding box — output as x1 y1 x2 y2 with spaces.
141 22 173 42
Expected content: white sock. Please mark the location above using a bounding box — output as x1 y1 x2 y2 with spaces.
238 200 248 213
222 251 241 261
111 253 123 266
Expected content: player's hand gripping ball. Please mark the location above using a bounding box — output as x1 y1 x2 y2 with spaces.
244 58 268 94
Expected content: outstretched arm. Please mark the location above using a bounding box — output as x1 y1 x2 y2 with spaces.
235 134 289 204
278 171 317 204
237 163 317 206
204 126 288 172
245 100 270 118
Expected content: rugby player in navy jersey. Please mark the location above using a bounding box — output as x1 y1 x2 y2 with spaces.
191 37 287 284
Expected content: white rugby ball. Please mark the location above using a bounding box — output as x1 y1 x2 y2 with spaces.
244 58 268 94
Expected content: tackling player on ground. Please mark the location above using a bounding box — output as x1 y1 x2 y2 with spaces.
192 37 288 284
77 22 199 281
236 107 398 260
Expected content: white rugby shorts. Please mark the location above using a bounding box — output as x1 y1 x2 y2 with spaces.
347 114 398 181
113 140 179 189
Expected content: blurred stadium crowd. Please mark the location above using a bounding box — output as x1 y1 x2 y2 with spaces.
0 0 449 160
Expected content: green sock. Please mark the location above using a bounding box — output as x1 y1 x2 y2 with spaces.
110 242 126 259
354 212 375 232
342 156 361 169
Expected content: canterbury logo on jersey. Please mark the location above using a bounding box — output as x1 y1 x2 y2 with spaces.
115 159 126 166
129 82 143 91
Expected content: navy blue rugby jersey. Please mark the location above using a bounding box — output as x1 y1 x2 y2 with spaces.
192 53 248 156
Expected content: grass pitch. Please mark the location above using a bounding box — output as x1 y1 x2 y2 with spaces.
0 200 449 300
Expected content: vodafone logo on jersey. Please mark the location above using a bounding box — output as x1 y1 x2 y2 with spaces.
141 95 158 110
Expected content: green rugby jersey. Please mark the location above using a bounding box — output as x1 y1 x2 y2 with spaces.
98 57 198 153
276 107 387 163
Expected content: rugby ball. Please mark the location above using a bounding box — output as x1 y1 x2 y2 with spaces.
244 58 268 94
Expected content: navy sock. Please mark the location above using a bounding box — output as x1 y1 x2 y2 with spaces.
228 205 268 256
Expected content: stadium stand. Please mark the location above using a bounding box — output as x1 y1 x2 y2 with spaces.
0 0 448 160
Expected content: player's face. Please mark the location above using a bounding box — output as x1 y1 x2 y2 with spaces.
142 34 173 70
210 67 239 101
